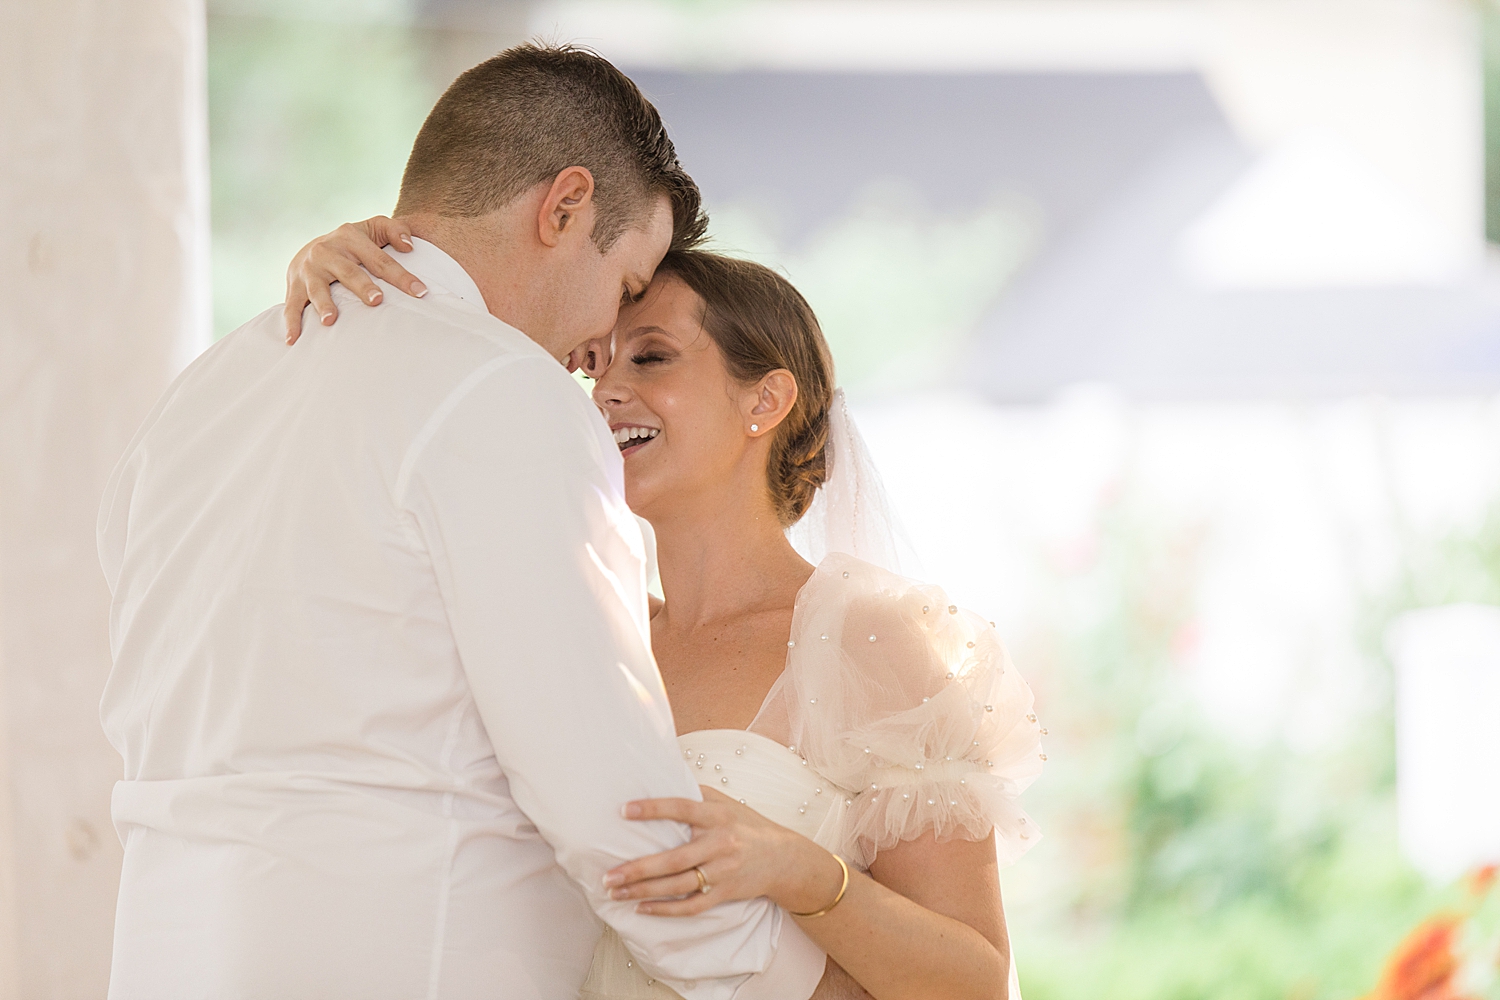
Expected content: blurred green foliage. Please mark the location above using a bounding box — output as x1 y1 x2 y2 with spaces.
1392 504 1500 610
709 183 1038 392
1006 492 1500 1000
1485 0 1500 244
208 10 436 336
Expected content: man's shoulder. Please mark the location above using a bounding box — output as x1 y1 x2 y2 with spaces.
336 289 603 459
335 282 537 362
295 283 576 404
180 293 571 454
205 289 595 448
379 292 581 403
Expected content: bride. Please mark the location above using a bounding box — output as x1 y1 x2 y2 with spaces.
283 221 1045 1000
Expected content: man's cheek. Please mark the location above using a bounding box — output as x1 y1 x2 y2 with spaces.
600 302 621 341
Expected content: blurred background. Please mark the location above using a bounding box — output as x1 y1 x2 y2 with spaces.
4 1 1499 997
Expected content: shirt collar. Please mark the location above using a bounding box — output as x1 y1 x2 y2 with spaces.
397 237 487 308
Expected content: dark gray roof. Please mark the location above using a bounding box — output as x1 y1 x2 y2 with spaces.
963 123 1500 401
632 70 1231 249
632 68 1500 401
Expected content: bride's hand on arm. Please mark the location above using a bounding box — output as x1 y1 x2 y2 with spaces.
604 787 843 918
283 216 428 346
610 790 1010 1000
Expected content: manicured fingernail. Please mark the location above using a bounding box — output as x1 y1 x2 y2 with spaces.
411 281 427 298
321 313 334 325
603 871 625 888
367 290 381 305
622 803 641 819
398 235 412 247
610 888 629 900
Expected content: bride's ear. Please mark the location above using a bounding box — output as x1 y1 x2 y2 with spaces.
745 370 798 437
538 166 596 248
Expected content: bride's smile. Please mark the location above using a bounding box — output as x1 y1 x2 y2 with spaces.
610 424 660 454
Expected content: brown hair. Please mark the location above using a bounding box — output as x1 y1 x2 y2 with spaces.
656 251 835 526
396 43 708 252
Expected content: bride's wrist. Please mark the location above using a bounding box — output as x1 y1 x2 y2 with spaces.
775 840 846 916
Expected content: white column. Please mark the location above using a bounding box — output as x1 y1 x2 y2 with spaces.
1388 604 1500 883
0 0 209 994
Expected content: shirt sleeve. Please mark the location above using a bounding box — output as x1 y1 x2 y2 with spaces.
97 343 216 616
397 354 823 1000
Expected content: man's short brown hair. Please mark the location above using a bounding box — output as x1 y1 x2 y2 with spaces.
396 43 707 252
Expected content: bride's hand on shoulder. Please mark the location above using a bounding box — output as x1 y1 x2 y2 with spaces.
283 215 428 346
605 787 846 917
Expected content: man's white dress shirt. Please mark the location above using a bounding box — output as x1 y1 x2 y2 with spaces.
97 240 823 1000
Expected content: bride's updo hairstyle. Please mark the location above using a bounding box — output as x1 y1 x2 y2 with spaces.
655 251 835 527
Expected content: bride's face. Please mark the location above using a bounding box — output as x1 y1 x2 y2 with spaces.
591 275 754 520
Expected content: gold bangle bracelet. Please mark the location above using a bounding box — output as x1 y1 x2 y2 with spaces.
790 853 850 919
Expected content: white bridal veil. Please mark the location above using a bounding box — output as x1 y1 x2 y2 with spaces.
786 389 922 578
784 392 1030 1000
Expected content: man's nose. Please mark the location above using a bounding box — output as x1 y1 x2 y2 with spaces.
571 333 614 379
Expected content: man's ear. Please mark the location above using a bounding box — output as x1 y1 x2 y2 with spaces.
746 370 799 437
538 166 596 248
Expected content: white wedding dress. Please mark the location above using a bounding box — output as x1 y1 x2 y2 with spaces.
579 553 1044 1000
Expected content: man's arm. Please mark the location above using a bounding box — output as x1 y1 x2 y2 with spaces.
398 355 822 1000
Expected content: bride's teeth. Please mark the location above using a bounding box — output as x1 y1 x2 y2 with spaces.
613 426 660 446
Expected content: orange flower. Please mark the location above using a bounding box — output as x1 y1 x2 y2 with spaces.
1366 916 1465 1000
1466 864 1497 898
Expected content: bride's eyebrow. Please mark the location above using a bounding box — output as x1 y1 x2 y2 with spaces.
625 325 678 345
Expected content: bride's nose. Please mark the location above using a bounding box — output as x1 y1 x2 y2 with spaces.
591 373 631 408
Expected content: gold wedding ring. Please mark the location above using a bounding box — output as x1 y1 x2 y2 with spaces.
693 866 710 894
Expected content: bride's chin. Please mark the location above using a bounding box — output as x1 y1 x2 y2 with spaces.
622 476 648 507
623 477 670 519
624 491 659 522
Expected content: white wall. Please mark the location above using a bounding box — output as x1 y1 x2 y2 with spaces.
0 0 209 994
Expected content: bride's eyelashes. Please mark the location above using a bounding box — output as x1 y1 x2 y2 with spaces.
630 351 670 367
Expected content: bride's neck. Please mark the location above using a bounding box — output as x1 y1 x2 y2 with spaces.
649 493 810 629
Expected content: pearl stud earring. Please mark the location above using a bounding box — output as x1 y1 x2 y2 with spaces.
750 424 759 432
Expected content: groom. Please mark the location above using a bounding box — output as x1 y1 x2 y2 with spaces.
97 45 821 1000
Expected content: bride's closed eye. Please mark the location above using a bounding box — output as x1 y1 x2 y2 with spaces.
630 351 671 366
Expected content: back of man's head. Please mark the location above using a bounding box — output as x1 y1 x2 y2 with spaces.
396 43 707 254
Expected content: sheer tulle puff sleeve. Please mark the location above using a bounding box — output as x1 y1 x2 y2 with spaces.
752 553 1045 870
